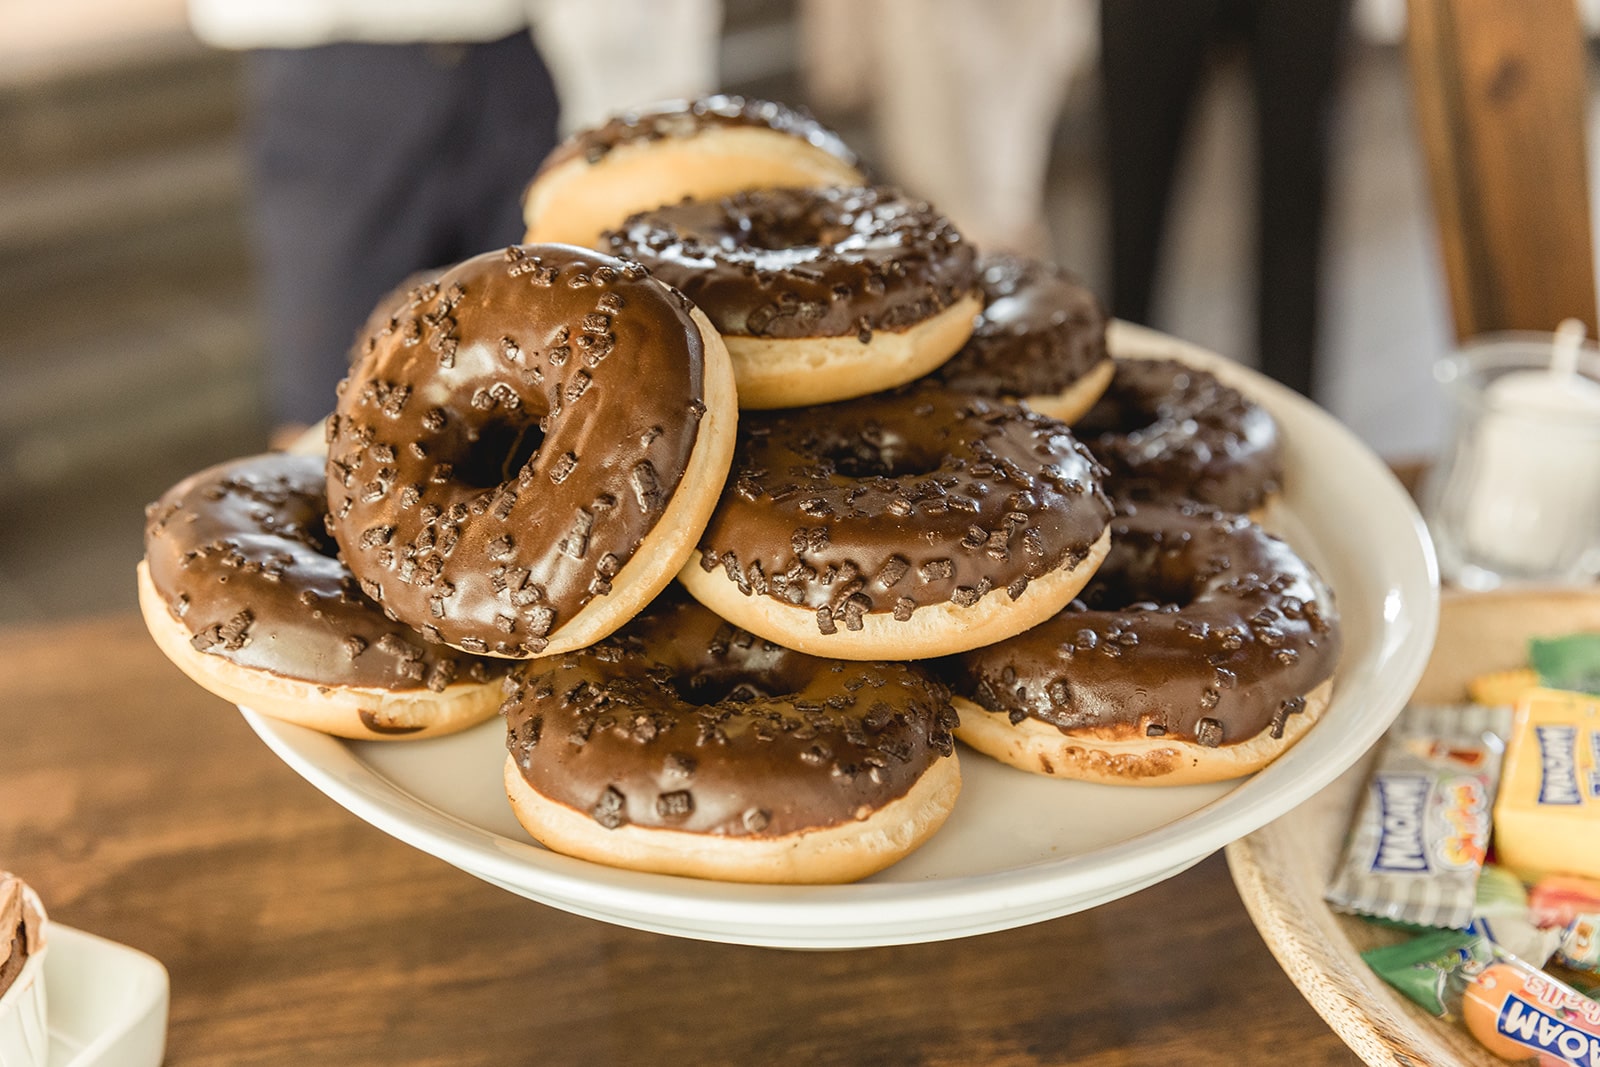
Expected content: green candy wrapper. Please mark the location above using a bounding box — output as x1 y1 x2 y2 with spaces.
1531 633 1600 696
1364 931 1600 1064
1362 930 1495 1017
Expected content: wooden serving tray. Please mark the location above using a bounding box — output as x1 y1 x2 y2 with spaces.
1226 588 1600 1067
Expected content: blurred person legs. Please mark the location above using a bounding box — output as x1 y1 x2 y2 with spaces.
533 0 721 132
849 0 1095 254
1101 0 1215 329
798 0 875 116
1251 0 1348 396
244 34 559 429
1101 0 1350 397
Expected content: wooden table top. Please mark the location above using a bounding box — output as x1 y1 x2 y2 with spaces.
0 614 1365 1066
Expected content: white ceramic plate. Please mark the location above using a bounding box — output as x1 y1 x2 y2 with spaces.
44 925 168 1067
241 322 1440 948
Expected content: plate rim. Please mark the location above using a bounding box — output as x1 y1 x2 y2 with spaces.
239 322 1441 946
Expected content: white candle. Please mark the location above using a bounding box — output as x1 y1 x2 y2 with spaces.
1460 321 1600 576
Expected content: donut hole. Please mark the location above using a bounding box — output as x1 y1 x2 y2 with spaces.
1075 556 1199 614
456 419 545 489
818 429 942 480
674 669 801 707
296 517 342 560
1075 392 1162 440
1077 366 1202 442
721 194 854 252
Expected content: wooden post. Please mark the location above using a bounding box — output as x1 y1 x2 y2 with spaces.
1406 0 1597 340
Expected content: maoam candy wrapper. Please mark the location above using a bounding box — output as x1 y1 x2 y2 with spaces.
1530 875 1600 976
1464 865 1564 968
1556 914 1600 977
1326 702 1513 928
1364 931 1600 1065
1358 864 1562 966
1495 689 1600 882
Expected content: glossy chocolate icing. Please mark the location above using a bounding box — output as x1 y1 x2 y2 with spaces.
605 186 977 341
503 589 957 836
946 500 1339 746
1074 358 1282 513
143 454 500 691
695 384 1112 631
537 95 859 176
354 267 445 366
933 254 1109 397
327 245 707 656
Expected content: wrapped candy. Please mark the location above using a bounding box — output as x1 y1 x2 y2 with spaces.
1365 931 1600 1065
1326 702 1512 928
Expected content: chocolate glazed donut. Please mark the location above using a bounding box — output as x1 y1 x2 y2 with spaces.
945 500 1340 784
326 245 738 658
138 454 506 739
502 590 962 884
524 95 865 249
607 186 983 408
678 384 1114 660
931 254 1114 424
1073 358 1282 514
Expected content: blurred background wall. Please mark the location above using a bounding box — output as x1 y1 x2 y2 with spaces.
0 0 1591 624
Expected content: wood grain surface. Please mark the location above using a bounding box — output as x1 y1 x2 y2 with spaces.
1406 0 1597 340
0 614 1367 1066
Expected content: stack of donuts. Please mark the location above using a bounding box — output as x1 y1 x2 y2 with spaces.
139 96 1340 885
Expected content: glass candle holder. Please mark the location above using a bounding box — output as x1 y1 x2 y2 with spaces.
1422 332 1600 589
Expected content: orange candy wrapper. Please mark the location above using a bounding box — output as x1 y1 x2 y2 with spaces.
1366 931 1600 1064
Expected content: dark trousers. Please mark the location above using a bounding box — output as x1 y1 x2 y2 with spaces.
244 33 560 425
1101 0 1349 397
